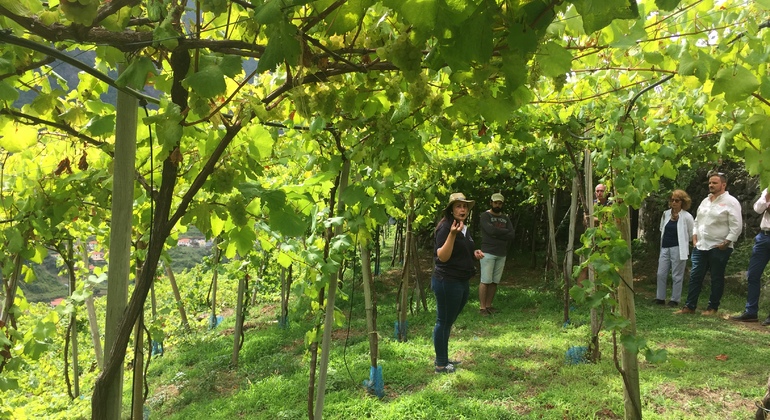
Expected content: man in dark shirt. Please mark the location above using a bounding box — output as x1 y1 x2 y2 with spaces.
479 193 515 315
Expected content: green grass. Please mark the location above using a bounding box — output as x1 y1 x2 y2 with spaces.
144 244 770 419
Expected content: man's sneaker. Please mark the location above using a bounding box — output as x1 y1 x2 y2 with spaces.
652 299 665 305
435 363 456 374
667 301 679 307
762 315 770 326
729 312 758 322
674 307 695 314
701 308 718 316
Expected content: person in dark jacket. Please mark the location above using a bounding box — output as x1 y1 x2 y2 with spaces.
433 192 484 373
478 193 514 315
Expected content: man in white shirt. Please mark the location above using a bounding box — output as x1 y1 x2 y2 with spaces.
675 172 743 316
731 188 770 323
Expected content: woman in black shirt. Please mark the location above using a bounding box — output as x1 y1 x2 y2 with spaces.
433 193 484 373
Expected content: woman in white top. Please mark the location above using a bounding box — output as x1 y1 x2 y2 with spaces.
654 189 695 307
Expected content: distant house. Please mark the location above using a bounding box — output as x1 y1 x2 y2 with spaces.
50 298 65 307
91 251 105 261
177 238 192 247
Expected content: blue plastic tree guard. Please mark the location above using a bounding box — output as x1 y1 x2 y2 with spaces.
393 320 408 340
565 346 588 365
363 365 384 398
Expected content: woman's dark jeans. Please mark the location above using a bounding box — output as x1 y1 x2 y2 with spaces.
432 275 469 367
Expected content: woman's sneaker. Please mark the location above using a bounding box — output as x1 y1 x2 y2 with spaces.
435 363 456 374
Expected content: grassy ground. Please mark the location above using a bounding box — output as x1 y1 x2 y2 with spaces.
144 242 770 419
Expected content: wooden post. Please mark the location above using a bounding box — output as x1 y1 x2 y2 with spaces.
314 157 350 420
617 213 641 419
164 263 189 330
100 61 137 418
564 177 579 324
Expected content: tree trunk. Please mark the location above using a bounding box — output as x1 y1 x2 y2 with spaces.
585 149 600 362
410 237 427 311
210 238 221 329
546 187 558 274
80 241 103 369
164 263 190 331
618 213 641 419
360 244 378 368
1 254 23 327
231 273 246 366
131 312 144 420
67 240 80 397
314 157 350 420
564 177 579 324
397 193 414 342
98 61 138 419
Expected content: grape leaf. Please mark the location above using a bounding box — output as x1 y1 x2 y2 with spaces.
115 57 157 90
570 0 639 33
0 80 19 102
711 66 760 103
655 0 682 11
184 65 227 99
257 20 300 73
538 42 573 78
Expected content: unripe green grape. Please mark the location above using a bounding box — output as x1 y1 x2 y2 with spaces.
227 195 249 226
553 74 567 92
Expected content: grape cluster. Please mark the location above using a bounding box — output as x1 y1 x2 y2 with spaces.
553 74 567 92
382 34 423 79
407 75 430 109
527 62 542 86
290 90 312 119
227 195 250 226
205 167 237 193
310 85 338 119
340 89 358 115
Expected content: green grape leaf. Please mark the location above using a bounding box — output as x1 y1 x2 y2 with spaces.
0 80 19 102
644 52 664 65
85 114 116 137
604 313 631 331
257 20 301 73
655 0 681 11
319 0 368 34
570 0 638 34
539 42 573 78
60 0 98 25
115 57 157 90
660 160 677 179
184 65 227 99
277 252 293 268
0 122 37 153
711 66 760 103
620 333 646 354
678 50 708 82
254 0 285 24
0 376 19 391
244 125 274 160
219 55 243 78
386 0 437 32
231 226 257 257
747 114 770 143
153 18 180 49
478 95 514 124
644 348 668 364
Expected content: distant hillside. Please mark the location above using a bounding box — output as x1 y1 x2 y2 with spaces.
19 241 213 303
